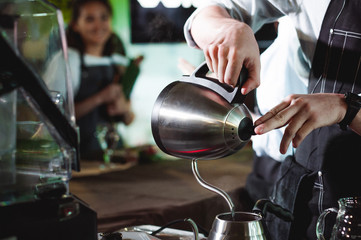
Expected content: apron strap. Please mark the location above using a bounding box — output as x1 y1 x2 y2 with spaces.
309 0 361 94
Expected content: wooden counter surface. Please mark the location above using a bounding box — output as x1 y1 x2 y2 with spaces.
69 146 254 234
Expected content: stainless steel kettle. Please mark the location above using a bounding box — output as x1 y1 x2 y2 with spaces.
151 61 254 160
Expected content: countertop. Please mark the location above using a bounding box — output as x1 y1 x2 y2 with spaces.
69 146 254 234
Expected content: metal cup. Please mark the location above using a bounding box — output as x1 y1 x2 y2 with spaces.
208 200 294 240
208 212 267 240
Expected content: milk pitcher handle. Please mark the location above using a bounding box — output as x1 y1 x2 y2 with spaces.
316 207 338 240
252 199 294 222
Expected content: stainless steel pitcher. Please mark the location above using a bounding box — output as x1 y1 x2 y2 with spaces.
151 61 254 160
208 199 294 240
209 212 267 240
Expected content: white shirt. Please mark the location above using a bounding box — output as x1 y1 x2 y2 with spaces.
254 17 307 161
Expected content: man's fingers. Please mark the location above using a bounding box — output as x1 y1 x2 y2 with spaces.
254 98 304 134
203 49 214 73
218 55 227 84
254 100 291 126
208 45 220 79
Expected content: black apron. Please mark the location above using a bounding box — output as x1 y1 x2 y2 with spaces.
265 0 361 239
74 54 115 160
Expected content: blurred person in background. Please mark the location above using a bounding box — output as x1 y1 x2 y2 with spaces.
66 0 143 160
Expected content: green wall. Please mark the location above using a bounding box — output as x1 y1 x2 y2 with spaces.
110 0 130 46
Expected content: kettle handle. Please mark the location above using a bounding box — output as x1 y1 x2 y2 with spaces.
252 199 294 222
180 61 248 104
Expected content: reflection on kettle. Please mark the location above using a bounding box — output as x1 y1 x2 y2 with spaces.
316 196 361 240
151 61 255 160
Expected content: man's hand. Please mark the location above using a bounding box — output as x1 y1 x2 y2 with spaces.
191 5 260 94
254 93 347 154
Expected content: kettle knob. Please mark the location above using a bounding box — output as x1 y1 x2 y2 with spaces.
238 117 255 141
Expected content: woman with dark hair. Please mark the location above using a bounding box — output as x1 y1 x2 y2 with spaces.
67 0 120 56
66 0 142 160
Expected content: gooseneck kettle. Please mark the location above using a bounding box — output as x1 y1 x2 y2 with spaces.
151 61 255 160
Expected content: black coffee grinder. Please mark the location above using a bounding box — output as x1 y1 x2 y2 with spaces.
0 1 97 239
